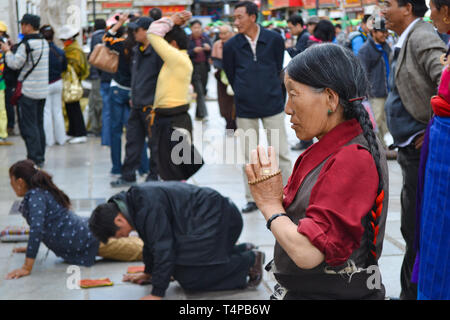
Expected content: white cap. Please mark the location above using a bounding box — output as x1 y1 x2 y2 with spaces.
59 25 79 40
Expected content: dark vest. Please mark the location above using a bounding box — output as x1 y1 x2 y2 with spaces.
272 133 389 300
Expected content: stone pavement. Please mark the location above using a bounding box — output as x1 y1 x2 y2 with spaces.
0 73 405 300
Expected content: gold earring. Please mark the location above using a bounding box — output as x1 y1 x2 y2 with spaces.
444 17 450 24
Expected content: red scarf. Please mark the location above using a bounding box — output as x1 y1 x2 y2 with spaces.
283 119 363 208
63 39 74 47
308 35 322 43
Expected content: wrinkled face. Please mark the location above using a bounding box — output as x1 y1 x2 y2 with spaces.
288 22 303 36
429 0 450 34
133 27 147 43
191 23 203 38
10 175 27 197
381 0 408 34
284 74 332 141
233 7 256 34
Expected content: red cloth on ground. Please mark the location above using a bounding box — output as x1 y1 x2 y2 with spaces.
283 119 379 266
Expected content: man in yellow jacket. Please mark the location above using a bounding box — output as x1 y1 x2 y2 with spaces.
147 11 193 132
145 11 200 180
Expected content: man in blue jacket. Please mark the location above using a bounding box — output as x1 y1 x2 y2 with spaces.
286 14 309 58
223 1 292 213
350 14 371 55
89 19 113 146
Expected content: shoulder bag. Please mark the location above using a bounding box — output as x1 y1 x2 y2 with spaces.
88 43 119 74
10 39 44 105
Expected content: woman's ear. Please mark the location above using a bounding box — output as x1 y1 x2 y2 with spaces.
325 88 339 112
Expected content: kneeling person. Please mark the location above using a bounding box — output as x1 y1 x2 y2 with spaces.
89 181 264 300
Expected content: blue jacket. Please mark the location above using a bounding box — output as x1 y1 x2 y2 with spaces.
19 188 99 266
223 27 285 118
351 27 368 56
89 29 113 83
287 29 310 57
358 36 391 98
48 42 67 83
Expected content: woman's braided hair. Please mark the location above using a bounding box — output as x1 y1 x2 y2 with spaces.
286 43 384 266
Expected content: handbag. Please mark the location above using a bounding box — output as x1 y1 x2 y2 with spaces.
10 39 44 106
88 43 119 74
62 64 83 103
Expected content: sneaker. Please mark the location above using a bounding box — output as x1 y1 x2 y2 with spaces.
242 202 258 213
68 136 87 144
195 116 209 122
35 162 45 169
145 173 159 182
110 177 136 188
0 138 13 146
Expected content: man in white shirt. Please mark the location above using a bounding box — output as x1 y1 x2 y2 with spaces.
223 1 292 213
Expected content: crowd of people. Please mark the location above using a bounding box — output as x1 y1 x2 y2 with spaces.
1 0 449 301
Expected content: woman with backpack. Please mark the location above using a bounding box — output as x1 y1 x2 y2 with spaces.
40 25 68 146
59 25 89 144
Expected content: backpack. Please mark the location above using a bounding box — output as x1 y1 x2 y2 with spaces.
345 31 365 50
4 34 45 87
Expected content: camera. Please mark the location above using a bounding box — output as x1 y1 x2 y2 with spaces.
114 12 135 21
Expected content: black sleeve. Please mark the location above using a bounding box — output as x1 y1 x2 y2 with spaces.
143 244 153 274
146 202 176 298
131 188 175 298
222 41 235 87
297 32 309 54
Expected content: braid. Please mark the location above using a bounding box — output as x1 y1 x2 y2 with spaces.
344 100 385 266
284 43 386 266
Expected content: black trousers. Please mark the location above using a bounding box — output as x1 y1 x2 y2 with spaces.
121 107 156 182
174 206 255 293
66 101 87 137
17 95 46 164
5 85 15 129
192 62 209 119
397 145 420 300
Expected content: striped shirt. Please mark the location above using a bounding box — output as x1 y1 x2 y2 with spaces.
5 37 49 99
